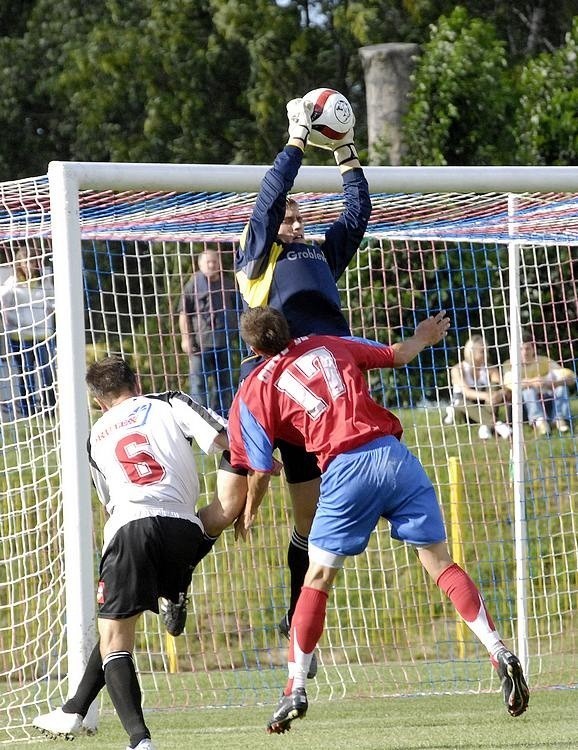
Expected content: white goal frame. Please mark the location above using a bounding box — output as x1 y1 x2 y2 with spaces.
47 160 578 700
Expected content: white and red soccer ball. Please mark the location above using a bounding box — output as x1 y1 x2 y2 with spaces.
303 88 355 142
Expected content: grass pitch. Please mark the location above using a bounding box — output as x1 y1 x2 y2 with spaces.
23 688 577 750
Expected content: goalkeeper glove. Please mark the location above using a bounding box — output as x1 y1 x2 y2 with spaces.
332 129 359 167
309 128 359 167
286 98 313 147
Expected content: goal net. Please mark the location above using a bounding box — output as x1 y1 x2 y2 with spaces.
0 164 576 742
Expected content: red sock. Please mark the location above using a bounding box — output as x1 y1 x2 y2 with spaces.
289 586 328 658
436 563 495 628
284 587 328 694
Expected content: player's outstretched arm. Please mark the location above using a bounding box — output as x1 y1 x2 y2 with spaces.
391 311 451 367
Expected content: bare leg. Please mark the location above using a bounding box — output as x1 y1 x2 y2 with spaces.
199 469 248 537
98 614 139 656
267 562 339 735
416 541 453 580
289 478 319 536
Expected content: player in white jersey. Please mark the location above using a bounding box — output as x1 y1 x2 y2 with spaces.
32 356 228 750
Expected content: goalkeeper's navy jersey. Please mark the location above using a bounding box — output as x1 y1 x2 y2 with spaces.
228 335 404 474
87 391 226 551
235 146 371 338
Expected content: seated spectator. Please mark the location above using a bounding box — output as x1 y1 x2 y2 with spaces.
503 333 575 436
444 334 512 440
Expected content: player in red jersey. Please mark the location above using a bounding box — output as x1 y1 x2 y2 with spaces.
228 307 529 734
32 356 228 750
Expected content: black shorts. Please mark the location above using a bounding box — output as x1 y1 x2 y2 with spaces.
220 441 321 484
97 516 203 619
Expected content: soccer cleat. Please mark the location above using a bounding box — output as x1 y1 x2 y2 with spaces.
126 738 156 750
533 419 550 437
82 715 98 735
32 707 83 739
160 592 189 636
555 419 570 434
278 614 318 679
478 424 492 440
495 421 512 439
266 688 308 734
491 648 530 717
443 406 455 425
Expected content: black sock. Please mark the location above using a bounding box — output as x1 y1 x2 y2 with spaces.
287 528 309 623
190 531 220 568
62 641 105 716
103 651 149 747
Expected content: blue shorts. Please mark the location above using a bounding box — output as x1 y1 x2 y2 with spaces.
309 435 446 559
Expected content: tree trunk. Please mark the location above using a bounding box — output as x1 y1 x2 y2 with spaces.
359 43 420 165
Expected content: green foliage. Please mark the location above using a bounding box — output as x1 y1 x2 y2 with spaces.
53 0 253 163
403 6 514 166
0 0 371 175
2 2 578 175
514 18 578 165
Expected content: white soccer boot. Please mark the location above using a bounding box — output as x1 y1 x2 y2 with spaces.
126 738 156 749
495 421 512 439
443 405 455 425
82 714 99 735
32 707 83 739
478 424 492 440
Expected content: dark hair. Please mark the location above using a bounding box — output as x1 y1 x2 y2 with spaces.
86 356 138 400
240 306 291 355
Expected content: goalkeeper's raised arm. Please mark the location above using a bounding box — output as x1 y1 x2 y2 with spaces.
308 122 360 172
197 95 371 679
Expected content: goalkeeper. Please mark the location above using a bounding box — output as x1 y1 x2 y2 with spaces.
162 96 371 670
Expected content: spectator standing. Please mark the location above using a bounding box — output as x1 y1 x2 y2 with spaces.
178 249 238 417
444 334 511 439
32 355 228 749
0 247 56 417
503 332 575 436
227 306 529 733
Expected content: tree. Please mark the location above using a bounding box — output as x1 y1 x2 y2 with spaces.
0 0 109 177
514 17 578 165
210 0 372 163
1 0 578 178
50 0 252 164
402 6 514 166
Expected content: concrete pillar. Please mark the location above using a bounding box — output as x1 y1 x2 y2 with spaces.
359 43 420 165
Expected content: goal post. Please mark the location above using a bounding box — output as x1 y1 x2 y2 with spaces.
48 160 578 192
48 166 96 704
0 161 576 742
48 159 578 686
